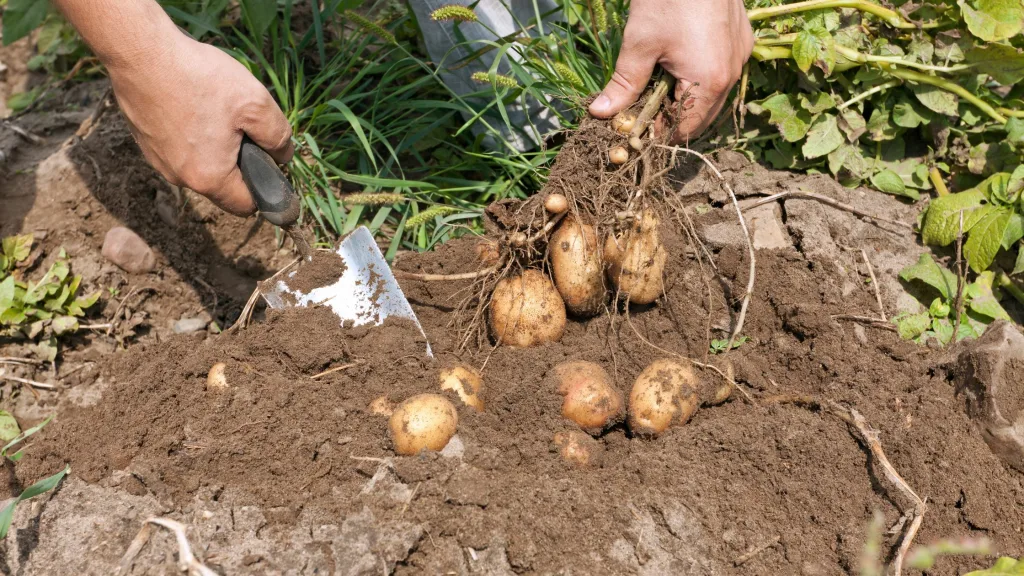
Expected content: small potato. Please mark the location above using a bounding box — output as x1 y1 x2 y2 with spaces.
628 359 699 436
551 361 624 435
489 270 566 347
474 239 500 267
389 394 459 455
611 112 636 134
207 362 228 390
544 194 569 214
550 218 606 317
609 146 629 165
553 431 603 467
440 365 484 412
604 209 666 305
369 395 395 417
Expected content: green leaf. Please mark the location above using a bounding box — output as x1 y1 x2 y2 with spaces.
1 0 51 46
896 311 932 340
755 94 813 142
828 144 873 180
893 95 933 128
1003 214 1024 250
49 316 78 336
929 297 951 318
802 114 843 159
838 107 866 142
958 0 1023 41
911 84 959 116
0 412 20 446
240 0 277 38
969 142 1017 176
921 190 988 246
1013 247 1024 276
871 169 919 200
966 271 1012 321
965 557 1024 576
800 92 836 114
0 465 68 538
965 208 1012 273
932 318 955 345
792 26 836 75
900 253 957 300
1 415 52 459
1 234 32 265
967 44 1024 85
866 104 899 141
0 276 15 317
1008 119 1024 149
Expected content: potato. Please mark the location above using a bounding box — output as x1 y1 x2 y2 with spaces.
553 431 603 466
609 146 629 165
544 193 569 214
604 210 666 305
550 218 606 317
389 394 458 455
440 365 484 412
628 359 699 436
369 395 395 417
207 362 228 390
474 238 500 267
611 112 636 134
489 270 566 347
551 361 624 435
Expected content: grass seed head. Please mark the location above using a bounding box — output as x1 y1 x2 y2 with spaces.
471 71 519 89
344 10 396 45
429 5 479 23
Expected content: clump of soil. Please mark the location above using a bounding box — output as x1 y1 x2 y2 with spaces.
21 216 1024 573
281 249 346 293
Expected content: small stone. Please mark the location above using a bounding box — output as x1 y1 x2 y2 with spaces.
700 201 791 251
440 434 464 459
101 227 156 274
956 321 1024 471
173 315 210 334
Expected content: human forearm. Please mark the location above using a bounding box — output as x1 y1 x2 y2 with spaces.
51 0 180 70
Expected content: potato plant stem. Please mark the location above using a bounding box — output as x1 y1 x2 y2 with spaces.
998 107 1024 118
838 79 901 111
882 67 1008 124
629 73 675 150
997 272 1024 307
747 0 937 29
928 167 949 197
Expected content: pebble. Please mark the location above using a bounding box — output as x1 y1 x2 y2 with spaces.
101 227 156 273
173 314 211 334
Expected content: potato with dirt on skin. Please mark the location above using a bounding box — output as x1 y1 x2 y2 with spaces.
628 359 699 436
551 360 624 435
474 238 500 267
550 218 606 317
489 270 566 347
369 395 396 416
605 209 667 305
389 393 459 455
206 362 228 390
553 430 604 467
439 365 484 412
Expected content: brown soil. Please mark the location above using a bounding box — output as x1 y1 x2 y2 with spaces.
281 249 346 294
20 216 1024 574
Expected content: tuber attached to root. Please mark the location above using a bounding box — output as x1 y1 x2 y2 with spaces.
628 359 699 436
207 362 228 391
551 360 624 435
550 218 606 317
489 269 566 347
609 146 629 165
474 238 500 267
389 393 458 455
369 396 396 417
439 365 484 412
605 209 667 305
611 112 636 134
553 431 604 467
544 193 569 215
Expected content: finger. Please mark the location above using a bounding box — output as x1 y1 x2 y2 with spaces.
239 89 294 165
207 166 257 216
672 83 731 143
589 38 657 118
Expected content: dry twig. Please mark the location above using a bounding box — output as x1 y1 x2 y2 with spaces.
0 375 55 390
860 249 887 321
734 534 780 566
659 145 755 351
116 517 217 576
310 362 361 379
831 315 897 332
743 190 913 231
393 267 497 282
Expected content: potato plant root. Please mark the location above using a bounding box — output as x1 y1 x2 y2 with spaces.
19 227 1024 574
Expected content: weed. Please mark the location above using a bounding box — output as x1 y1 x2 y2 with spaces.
709 335 750 354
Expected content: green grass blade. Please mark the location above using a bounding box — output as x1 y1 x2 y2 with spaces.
0 465 69 538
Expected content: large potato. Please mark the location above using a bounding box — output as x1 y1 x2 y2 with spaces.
628 359 699 436
551 360 624 435
489 270 566 347
550 218 606 317
439 365 484 412
605 210 666 305
389 394 458 455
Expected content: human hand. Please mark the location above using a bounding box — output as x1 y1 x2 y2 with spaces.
106 28 294 215
588 0 754 142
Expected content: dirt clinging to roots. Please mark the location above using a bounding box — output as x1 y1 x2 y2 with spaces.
21 217 1024 573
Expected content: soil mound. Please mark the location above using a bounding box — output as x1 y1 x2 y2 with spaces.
20 220 1024 573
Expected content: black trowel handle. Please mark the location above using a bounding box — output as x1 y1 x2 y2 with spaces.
238 136 301 227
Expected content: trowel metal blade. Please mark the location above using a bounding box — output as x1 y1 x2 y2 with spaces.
261 226 432 357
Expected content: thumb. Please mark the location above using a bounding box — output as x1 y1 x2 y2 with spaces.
208 166 257 217
589 47 657 119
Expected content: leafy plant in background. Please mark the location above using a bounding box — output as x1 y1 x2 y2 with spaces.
0 234 99 360
0 415 68 539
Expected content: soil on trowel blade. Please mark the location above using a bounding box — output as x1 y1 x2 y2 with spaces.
19 217 1024 574
280 249 347 294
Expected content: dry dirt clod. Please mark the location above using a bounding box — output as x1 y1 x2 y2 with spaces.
955 321 1024 472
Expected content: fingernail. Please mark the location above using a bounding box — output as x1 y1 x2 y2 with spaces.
591 93 611 113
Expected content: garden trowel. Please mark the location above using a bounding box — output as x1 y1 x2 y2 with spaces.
237 138 432 357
